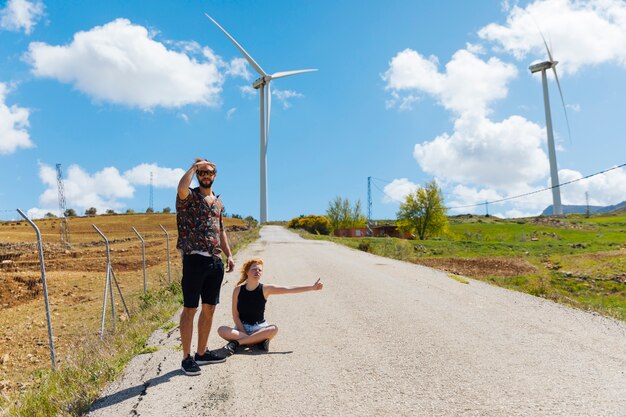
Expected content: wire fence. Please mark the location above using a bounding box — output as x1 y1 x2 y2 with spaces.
0 211 178 373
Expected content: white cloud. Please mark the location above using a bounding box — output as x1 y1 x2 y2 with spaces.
32 162 184 216
382 178 418 204
226 107 236 120
240 85 256 97
383 48 517 116
227 57 252 80
0 82 34 154
0 0 44 34
559 167 626 206
272 87 303 109
478 0 626 74
37 163 134 214
25 18 224 110
414 113 547 188
123 163 185 188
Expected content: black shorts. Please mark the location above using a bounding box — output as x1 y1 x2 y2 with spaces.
181 254 224 308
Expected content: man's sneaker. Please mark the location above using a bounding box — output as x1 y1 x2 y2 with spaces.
181 355 201 376
224 341 239 356
256 339 270 352
194 349 226 365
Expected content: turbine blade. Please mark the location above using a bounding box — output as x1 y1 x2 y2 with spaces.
538 29 555 63
266 83 271 150
270 69 318 80
204 13 267 76
551 66 572 144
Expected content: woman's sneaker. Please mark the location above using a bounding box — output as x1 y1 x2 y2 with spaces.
194 349 226 365
224 341 239 356
181 355 201 376
256 339 270 352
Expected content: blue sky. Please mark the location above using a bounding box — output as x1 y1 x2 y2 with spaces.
1 0 625 221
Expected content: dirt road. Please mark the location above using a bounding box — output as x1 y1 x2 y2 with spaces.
88 226 626 416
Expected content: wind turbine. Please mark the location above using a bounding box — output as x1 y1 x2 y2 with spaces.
529 36 571 216
205 13 317 223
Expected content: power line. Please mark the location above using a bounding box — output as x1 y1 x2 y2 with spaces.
370 162 626 211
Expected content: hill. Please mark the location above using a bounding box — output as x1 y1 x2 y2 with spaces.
542 200 626 215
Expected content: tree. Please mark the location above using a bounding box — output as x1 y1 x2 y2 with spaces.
244 216 257 228
146 207 155 213
162 207 171 213
85 207 97 216
326 197 367 230
44 212 57 218
64 208 77 217
105 209 115 215
125 209 136 214
396 180 448 240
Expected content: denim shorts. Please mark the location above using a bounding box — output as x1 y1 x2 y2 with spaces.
241 321 269 335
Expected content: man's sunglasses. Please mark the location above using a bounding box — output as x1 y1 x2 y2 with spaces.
197 170 216 176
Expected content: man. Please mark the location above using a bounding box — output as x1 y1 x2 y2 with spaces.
176 158 235 376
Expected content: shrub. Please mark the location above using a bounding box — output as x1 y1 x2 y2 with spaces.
288 215 331 235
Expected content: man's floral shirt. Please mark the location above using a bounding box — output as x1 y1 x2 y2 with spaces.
176 187 224 256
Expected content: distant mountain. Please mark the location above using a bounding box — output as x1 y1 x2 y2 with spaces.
542 201 626 215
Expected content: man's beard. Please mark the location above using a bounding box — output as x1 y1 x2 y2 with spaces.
199 178 214 189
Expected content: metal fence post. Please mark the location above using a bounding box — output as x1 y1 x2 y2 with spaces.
159 224 171 285
131 227 147 295
93 225 116 336
16 209 56 370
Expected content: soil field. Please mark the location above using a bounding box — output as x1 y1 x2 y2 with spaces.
0 213 247 400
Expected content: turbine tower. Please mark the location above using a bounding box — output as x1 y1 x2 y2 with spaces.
205 13 317 223
529 38 570 216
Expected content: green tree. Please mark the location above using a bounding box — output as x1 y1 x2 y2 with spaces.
326 197 367 230
396 180 448 240
146 207 155 213
162 207 171 213
85 207 97 216
44 212 57 218
125 209 136 214
105 209 115 215
64 208 77 217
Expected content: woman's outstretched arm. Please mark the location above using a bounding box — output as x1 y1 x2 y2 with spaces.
263 279 323 298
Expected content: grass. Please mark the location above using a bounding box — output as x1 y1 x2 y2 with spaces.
448 274 469 284
292 214 626 321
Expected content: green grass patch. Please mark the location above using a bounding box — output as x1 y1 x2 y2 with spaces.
448 274 469 284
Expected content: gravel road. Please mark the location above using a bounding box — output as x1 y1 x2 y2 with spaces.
88 226 626 417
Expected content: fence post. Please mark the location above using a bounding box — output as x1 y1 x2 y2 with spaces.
16 209 56 370
159 224 171 285
131 227 147 295
93 225 116 336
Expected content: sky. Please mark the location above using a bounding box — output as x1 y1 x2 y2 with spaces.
1 0 626 222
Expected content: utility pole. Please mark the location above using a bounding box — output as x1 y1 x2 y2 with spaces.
485 201 489 217
585 192 590 218
367 176 372 236
149 171 154 212
56 164 71 247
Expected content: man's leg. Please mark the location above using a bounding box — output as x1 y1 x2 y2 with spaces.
196 303 216 354
180 306 197 358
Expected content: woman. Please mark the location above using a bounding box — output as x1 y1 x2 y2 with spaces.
217 258 323 354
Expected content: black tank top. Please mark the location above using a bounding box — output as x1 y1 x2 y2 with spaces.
237 283 267 324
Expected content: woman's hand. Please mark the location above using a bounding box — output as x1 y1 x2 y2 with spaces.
312 278 323 291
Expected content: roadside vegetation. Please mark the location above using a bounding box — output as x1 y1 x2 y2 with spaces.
294 214 626 321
